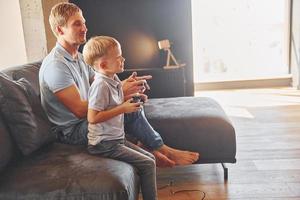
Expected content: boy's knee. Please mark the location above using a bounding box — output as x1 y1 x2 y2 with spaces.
148 153 155 161
145 158 156 169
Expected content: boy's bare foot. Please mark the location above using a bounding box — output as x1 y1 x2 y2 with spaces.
158 145 199 165
152 151 176 168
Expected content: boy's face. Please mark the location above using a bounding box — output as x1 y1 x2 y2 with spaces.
59 12 87 45
103 45 125 74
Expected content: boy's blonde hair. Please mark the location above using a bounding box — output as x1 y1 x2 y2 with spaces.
83 36 120 67
49 2 82 37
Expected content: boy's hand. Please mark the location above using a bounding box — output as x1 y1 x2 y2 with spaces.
122 72 151 97
124 93 148 103
120 99 142 113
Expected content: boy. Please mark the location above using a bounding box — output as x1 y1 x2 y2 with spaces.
83 36 157 200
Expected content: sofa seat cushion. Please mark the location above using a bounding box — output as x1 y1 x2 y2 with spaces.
0 143 139 200
144 96 236 164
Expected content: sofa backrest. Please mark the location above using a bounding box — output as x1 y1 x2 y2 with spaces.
0 61 43 173
1 61 42 96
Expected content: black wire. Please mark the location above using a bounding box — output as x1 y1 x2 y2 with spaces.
157 180 206 200
157 180 173 190
157 184 171 190
171 189 206 200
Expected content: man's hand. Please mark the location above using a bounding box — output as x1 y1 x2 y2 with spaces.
136 93 148 103
122 72 152 97
127 71 152 82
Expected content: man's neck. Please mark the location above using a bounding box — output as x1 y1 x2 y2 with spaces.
58 39 80 59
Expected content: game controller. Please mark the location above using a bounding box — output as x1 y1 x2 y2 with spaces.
131 95 144 103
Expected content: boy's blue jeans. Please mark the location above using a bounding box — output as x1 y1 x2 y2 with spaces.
57 108 164 151
88 139 158 200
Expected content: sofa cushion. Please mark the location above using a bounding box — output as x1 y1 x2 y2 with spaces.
0 115 14 172
0 143 139 200
0 74 55 155
1 61 42 95
144 96 236 163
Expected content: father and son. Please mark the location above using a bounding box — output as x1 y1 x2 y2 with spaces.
39 2 199 200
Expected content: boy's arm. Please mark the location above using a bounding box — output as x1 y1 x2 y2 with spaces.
88 99 141 124
88 106 124 124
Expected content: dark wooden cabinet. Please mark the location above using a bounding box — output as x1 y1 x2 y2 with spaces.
118 67 186 98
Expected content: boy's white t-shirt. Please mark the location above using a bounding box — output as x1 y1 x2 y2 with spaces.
88 72 124 145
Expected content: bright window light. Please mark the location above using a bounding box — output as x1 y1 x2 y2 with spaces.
192 0 290 83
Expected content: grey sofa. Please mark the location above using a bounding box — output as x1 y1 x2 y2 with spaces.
0 61 236 200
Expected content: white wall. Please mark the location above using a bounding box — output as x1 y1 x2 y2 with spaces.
291 0 300 88
19 0 47 63
0 0 27 69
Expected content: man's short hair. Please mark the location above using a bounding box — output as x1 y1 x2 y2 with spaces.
49 2 82 37
83 36 120 67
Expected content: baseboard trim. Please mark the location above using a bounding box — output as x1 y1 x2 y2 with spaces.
194 75 292 90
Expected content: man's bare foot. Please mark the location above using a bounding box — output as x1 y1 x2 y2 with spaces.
158 145 199 165
152 150 175 168
137 142 175 168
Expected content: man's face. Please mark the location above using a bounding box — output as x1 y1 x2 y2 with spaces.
60 12 87 45
105 45 125 74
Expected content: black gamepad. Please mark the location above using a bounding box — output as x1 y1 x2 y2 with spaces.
131 96 144 103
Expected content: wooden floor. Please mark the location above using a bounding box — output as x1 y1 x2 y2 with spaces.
153 87 300 200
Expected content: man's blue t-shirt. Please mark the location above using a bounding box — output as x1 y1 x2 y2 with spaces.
39 43 95 136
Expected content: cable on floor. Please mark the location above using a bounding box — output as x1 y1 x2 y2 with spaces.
157 180 206 200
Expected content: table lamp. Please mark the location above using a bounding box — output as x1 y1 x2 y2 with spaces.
158 39 185 69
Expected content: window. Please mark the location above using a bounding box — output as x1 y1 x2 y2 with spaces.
192 0 291 82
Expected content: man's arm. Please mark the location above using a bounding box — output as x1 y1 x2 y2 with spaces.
55 84 88 118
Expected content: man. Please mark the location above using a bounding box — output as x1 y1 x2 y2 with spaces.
39 2 199 167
